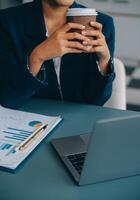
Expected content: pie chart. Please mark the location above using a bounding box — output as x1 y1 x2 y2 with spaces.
29 121 43 128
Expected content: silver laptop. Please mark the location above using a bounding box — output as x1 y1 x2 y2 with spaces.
51 115 140 185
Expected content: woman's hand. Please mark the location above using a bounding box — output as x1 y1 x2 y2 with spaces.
29 22 90 76
82 21 111 75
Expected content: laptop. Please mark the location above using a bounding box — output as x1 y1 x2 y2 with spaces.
51 115 140 185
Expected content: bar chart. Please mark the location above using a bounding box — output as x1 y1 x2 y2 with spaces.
0 141 16 160
0 143 12 150
2 127 33 142
0 125 34 160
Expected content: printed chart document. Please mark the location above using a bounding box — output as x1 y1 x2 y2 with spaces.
0 106 62 172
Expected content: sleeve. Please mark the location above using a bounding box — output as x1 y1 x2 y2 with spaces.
0 19 46 109
83 16 115 106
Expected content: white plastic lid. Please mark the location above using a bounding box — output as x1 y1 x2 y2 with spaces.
66 8 98 16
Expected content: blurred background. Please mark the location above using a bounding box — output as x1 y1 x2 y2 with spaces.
0 0 140 111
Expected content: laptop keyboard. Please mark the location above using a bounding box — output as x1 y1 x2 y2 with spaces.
67 152 87 175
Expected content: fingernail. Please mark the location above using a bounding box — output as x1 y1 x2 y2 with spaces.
87 46 92 50
83 41 88 45
90 21 94 25
82 31 86 35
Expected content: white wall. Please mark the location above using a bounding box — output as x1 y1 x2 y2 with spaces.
114 16 140 63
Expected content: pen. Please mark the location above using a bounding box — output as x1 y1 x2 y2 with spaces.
15 124 48 151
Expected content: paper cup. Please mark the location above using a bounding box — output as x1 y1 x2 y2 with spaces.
66 8 98 49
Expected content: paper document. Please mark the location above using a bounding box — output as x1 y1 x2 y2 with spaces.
0 106 62 171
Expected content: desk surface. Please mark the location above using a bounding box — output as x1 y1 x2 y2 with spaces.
1 99 140 200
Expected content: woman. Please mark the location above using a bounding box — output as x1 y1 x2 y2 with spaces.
0 0 115 109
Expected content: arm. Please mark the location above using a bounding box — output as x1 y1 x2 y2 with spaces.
82 16 115 105
0 21 46 109
96 17 115 105
0 19 90 109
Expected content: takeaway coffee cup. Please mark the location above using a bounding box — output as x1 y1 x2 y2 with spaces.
66 8 98 48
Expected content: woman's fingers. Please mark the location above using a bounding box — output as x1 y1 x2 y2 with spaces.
90 21 103 32
66 41 90 51
65 47 83 54
81 30 103 39
88 46 105 53
60 22 85 33
83 38 105 46
65 32 90 42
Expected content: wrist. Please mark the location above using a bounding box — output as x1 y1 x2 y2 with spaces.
98 53 110 64
30 47 45 63
98 56 110 75
29 51 44 76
